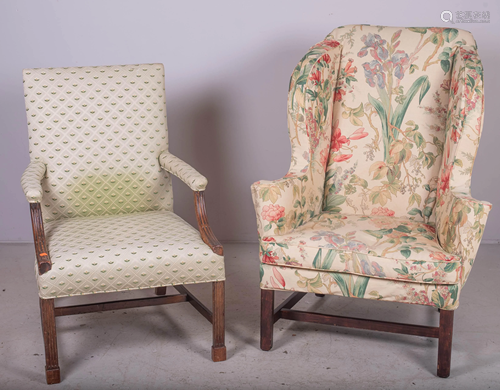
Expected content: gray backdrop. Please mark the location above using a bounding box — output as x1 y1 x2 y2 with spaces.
1 0 498 243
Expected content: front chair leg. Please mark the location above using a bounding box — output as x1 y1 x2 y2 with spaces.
211 281 226 362
260 289 274 351
437 309 454 378
155 286 167 296
39 298 60 384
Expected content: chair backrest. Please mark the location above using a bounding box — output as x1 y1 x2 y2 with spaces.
23 63 173 222
317 25 481 222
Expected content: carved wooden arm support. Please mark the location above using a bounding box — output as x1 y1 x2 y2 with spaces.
30 203 52 275
194 191 223 256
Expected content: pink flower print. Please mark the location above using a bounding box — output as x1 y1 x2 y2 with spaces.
309 70 322 85
320 147 329 170
261 247 279 264
371 207 395 217
438 162 452 199
261 205 285 222
429 252 458 262
349 128 368 140
333 154 353 162
312 39 340 50
319 53 331 64
273 267 286 287
331 120 350 152
270 267 286 288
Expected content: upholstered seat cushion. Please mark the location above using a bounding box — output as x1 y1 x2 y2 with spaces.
37 210 225 298
259 263 460 310
259 212 461 284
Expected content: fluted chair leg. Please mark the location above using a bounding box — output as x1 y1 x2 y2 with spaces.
155 287 167 296
39 298 60 385
211 281 226 362
437 309 454 378
260 289 274 351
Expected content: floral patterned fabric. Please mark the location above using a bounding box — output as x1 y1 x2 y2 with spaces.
259 212 460 284
260 264 461 310
251 41 342 236
436 191 490 287
252 25 491 310
434 48 492 286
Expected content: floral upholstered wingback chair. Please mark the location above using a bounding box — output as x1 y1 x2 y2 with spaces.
21 64 226 384
252 25 491 377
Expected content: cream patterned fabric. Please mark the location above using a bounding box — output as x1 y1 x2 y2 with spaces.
260 264 460 310
37 210 224 299
251 42 342 236
252 25 491 310
23 64 172 222
436 191 490 286
22 64 223 299
259 212 460 284
159 151 208 191
21 160 46 203
434 48 492 286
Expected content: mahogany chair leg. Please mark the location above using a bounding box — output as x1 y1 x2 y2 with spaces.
39 298 60 385
155 286 167 296
437 309 454 378
315 294 325 297
211 281 226 362
260 289 274 351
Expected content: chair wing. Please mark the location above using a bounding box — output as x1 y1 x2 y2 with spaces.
251 41 342 236
435 47 492 284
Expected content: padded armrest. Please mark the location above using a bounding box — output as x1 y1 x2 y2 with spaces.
251 173 320 237
159 151 208 191
436 190 491 284
21 161 46 203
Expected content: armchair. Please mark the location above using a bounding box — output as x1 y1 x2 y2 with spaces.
21 63 226 384
252 25 491 377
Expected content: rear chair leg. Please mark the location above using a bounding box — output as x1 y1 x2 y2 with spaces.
437 309 454 378
155 286 167 296
260 289 274 351
39 298 60 384
211 281 226 362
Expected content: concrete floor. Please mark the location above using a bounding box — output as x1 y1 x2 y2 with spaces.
0 243 499 390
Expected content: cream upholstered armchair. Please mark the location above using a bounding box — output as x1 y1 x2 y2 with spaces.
21 64 226 384
252 25 491 377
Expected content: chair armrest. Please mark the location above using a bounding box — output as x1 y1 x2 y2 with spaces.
159 151 208 191
194 191 223 256
22 162 51 274
158 152 221 255
30 203 52 275
436 191 491 284
21 161 46 203
251 173 321 237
